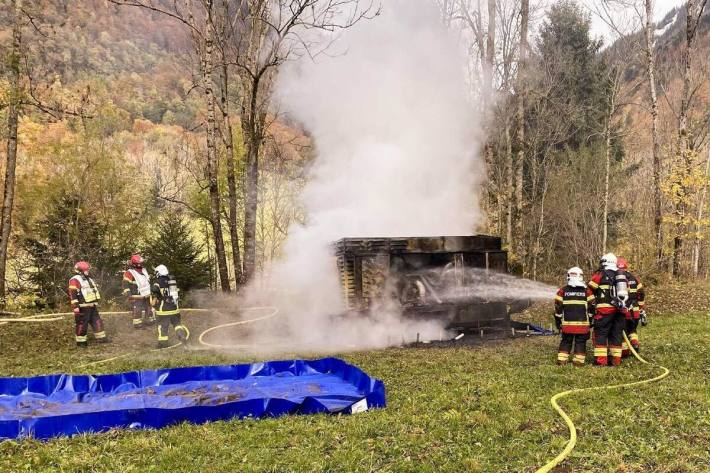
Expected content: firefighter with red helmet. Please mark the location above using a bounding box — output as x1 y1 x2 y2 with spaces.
68 261 107 347
554 267 595 366
587 253 627 366
122 254 155 328
617 257 646 356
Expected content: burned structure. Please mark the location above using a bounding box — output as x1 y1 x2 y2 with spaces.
334 236 515 334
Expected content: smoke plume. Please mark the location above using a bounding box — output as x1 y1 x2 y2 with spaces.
239 0 489 352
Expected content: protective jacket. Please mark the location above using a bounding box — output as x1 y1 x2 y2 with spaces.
68 274 101 309
554 285 594 334
152 275 180 316
587 269 619 315
122 268 151 300
624 271 645 319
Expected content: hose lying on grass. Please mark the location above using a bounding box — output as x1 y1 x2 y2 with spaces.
0 308 275 368
535 331 670 473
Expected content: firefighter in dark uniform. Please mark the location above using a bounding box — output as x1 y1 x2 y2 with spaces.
554 267 594 366
587 253 627 366
122 254 155 329
68 261 108 347
151 264 189 348
617 257 646 356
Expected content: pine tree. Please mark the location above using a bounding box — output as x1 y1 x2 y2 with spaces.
144 215 211 292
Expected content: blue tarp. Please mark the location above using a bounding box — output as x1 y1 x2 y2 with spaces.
0 357 386 440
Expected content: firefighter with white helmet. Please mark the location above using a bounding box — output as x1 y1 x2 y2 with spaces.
68 261 107 347
587 252 627 366
554 266 595 365
122 254 155 329
151 264 189 348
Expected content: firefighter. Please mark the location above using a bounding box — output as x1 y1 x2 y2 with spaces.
68 261 107 347
554 267 594 366
587 253 626 366
617 257 646 356
122 254 155 328
151 264 189 348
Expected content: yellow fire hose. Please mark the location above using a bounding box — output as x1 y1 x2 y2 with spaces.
535 331 670 473
197 307 280 349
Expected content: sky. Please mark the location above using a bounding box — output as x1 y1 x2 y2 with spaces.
586 0 686 41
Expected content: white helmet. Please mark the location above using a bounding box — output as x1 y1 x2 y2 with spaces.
566 266 585 287
600 253 617 271
154 264 169 277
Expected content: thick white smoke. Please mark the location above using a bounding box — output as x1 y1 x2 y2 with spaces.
240 0 486 352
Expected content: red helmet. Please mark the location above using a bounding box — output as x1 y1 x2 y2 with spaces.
74 261 91 274
617 257 628 270
129 254 144 268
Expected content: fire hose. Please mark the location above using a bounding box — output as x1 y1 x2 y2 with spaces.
535 331 670 473
0 308 280 368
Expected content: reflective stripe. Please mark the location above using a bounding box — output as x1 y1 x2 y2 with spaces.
157 309 180 316
572 354 585 363
128 269 151 297
562 321 589 326
598 284 611 289
70 299 79 304
593 347 608 356
68 285 79 290
94 331 106 339
79 303 98 308
132 318 143 326
562 300 586 306
554 295 564 302
75 335 88 342
588 281 599 288
596 303 615 309
557 352 569 361
176 325 190 340
586 295 595 301
609 347 622 357
629 333 639 342
157 325 169 341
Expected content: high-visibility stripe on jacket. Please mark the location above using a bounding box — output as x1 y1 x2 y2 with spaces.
68 275 101 309
554 285 593 334
152 274 180 316
587 270 619 315
122 268 151 299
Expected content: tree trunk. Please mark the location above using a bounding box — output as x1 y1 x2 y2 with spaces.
602 79 617 253
204 4 230 291
483 0 496 225
220 60 243 285
672 0 704 276
242 78 261 282
644 0 663 265
0 0 23 303
514 0 528 270
692 149 710 276
505 122 513 247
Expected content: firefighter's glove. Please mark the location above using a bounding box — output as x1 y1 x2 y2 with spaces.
640 310 648 326
72 307 81 316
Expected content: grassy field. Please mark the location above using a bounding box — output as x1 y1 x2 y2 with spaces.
0 286 708 472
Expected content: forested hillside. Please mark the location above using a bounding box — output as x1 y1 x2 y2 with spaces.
0 0 707 309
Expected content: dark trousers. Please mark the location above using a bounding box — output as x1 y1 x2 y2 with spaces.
75 306 106 346
558 333 589 364
157 313 189 347
593 311 625 365
131 298 155 328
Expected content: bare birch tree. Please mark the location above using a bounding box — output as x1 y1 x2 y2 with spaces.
225 0 376 283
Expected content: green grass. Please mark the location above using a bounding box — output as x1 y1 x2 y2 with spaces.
0 303 708 472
